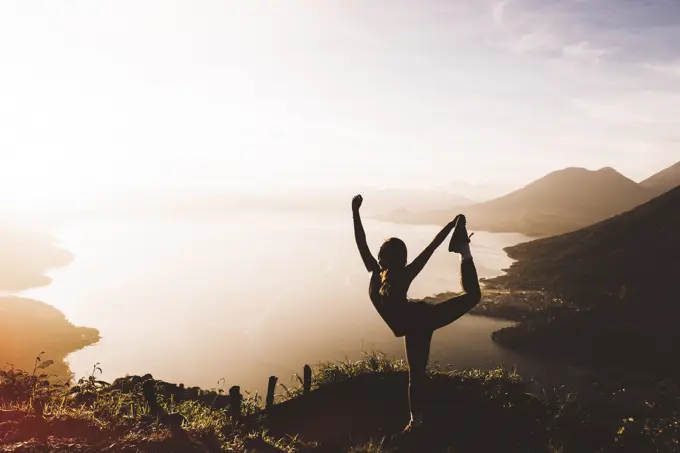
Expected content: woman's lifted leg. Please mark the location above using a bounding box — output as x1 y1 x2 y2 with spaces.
430 243 482 331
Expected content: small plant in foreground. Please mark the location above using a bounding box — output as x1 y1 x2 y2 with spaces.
0 352 66 407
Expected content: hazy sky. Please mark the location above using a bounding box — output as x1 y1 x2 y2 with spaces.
1 0 679 209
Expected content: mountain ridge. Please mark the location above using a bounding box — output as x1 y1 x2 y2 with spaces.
380 166 655 237
640 160 680 197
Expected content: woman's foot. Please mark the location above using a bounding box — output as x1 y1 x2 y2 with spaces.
389 420 427 449
448 214 473 253
402 419 424 434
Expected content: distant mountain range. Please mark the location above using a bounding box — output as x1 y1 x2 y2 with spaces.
380 161 680 237
69 185 472 220
26 160 679 240
489 185 680 374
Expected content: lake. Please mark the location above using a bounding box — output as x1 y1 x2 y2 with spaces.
23 212 577 394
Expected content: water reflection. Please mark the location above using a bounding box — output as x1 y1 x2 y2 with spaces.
22 213 562 393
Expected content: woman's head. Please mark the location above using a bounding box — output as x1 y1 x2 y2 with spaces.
378 237 407 270
378 238 407 298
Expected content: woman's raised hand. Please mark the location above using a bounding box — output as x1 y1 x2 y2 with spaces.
352 194 364 212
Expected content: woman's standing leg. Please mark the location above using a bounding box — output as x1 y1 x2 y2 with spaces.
404 330 433 430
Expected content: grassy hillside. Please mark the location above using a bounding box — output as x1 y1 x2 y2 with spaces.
2 353 679 453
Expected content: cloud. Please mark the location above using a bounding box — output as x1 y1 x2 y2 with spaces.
570 91 680 125
511 30 561 54
645 60 680 78
497 0 680 67
492 1 508 27
561 41 613 64
508 33 613 66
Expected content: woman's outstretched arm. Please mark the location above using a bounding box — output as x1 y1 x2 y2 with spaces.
352 195 379 273
405 218 457 281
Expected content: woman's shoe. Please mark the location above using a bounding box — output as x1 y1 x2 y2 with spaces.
448 214 473 253
401 420 425 435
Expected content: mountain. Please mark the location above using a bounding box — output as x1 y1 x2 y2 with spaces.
359 187 473 219
489 186 680 374
72 186 471 220
494 184 680 302
383 167 655 237
640 160 680 197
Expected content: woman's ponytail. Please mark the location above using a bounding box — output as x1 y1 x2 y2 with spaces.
379 268 392 297
377 237 407 299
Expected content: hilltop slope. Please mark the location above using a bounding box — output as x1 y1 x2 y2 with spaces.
640 160 680 197
2 355 679 453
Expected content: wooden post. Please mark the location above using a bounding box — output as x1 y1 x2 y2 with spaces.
303 365 312 394
32 398 45 418
228 386 243 419
266 376 278 408
142 379 161 416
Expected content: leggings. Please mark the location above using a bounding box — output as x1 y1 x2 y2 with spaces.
404 257 481 420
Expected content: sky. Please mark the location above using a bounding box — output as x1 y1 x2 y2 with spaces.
1 0 679 211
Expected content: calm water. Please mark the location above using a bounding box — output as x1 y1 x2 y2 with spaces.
24 212 573 393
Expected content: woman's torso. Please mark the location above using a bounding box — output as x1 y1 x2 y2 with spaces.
369 269 412 336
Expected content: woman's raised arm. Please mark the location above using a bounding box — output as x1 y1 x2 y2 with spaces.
352 195 379 273
405 217 458 281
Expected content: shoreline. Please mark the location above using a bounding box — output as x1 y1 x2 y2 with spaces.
419 287 561 323
0 224 100 381
368 213 552 238
0 296 100 381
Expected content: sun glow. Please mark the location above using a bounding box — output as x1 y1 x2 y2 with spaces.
0 0 677 220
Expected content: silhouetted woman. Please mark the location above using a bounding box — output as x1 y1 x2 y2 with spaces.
352 194 482 432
